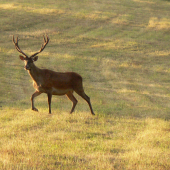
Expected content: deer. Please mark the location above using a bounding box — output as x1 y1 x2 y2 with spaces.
13 35 95 115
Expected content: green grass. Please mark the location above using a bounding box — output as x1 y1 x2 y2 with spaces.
0 0 170 169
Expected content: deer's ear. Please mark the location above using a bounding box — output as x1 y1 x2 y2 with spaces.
33 56 38 62
19 55 26 61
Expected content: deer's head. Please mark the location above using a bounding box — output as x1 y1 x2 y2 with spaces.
13 35 49 70
19 55 38 70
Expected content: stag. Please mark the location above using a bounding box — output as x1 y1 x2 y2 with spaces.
13 35 95 115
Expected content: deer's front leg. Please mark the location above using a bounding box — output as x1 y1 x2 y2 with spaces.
31 91 42 112
47 93 52 114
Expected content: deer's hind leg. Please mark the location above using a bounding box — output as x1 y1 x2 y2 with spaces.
66 91 78 114
31 91 42 112
74 89 95 115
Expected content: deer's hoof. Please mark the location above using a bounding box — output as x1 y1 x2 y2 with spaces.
32 108 38 112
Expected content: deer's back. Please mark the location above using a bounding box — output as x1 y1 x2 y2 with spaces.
42 69 82 89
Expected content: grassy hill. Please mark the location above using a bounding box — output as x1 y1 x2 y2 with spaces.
0 0 170 169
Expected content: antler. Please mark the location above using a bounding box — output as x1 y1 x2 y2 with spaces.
30 35 49 58
13 35 28 58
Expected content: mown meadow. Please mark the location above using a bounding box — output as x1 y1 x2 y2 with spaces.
0 0 170 169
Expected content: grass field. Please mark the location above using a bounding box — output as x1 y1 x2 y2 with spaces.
0 0 170 169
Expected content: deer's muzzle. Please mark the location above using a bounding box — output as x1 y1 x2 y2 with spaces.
24 65 31 70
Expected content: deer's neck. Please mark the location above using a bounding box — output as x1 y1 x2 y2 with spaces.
28 64 42 82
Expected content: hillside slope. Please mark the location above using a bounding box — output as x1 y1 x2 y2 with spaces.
0 0 170 169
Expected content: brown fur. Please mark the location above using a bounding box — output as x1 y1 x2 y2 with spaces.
13 35 95 115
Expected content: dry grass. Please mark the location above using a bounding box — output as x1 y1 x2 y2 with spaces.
0 0 170 169
148 17 170 30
